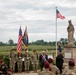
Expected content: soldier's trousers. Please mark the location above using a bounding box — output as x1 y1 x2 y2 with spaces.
17 61 22 72
10 60 15 72
24 60 30 71
32 61 38 71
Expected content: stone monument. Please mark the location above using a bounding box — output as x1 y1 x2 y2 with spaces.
64 20 76 64
67 20 74 46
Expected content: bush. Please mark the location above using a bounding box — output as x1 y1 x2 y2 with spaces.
0 54 4 59
3 57 10 68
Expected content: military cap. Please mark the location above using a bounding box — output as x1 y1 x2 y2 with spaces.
33 50 36 52
44 62 50 68
69 58 75 66
69 58 75 63
0 60 3 63
48 58 53 63
7 68 12 71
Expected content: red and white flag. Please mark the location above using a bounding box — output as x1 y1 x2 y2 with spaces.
56 9 65 20
17 26 22 53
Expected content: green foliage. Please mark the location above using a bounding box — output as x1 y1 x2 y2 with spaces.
29 61 33 70
0 54 4 59
0 38 74 46
8 39 14 46
0 45 58 54
0 45 58 69
3 57 10 68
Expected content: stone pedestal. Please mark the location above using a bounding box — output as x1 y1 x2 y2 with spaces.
64 45 76 64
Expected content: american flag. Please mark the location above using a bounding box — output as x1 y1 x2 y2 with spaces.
56 9 65 20
22 26 28 48
17 26 22 53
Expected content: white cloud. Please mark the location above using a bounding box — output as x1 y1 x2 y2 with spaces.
0 0 76 43
29 33 55 42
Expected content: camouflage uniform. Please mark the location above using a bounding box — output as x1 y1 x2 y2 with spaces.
62 66 76 75
24 52 30 72
10 50 16 72
17 53 23 73
50 64 60 75
31 51 38 72
38 69 55 75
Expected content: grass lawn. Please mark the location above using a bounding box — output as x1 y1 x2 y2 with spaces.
0 45 56 54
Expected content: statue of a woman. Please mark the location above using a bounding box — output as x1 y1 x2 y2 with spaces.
67 20 74 45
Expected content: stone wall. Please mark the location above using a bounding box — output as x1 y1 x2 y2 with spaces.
64 46 76 64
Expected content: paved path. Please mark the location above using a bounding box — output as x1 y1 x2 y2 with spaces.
12 71 39 75
12 72 38 75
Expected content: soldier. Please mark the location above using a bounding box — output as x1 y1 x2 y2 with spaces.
0 60 8 75
9 49 16 73
48 58 60 75
70 72 76 75
38 62 55 75
17 52 23 73
62 58 76 75
24 49 30 72
31 50 38 72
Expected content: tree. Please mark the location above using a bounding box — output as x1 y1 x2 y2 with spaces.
60 38 68 45
8 39 14 46
35 39 44 45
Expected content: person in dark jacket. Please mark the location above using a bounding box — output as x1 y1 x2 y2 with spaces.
0 60 8 75
39 51 48 71
56 50 64 74
57 42 62 52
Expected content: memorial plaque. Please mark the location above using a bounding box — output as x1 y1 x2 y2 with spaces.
48 55 53 59
64 52 72 58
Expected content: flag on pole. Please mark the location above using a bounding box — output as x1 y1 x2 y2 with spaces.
55 7 65 56
22 26 28 48
56 9 65 20
17 26 22 53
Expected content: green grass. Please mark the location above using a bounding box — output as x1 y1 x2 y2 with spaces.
0 45 57 66
0 45 56 55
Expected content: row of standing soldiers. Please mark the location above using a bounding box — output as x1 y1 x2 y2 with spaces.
10 49 38 73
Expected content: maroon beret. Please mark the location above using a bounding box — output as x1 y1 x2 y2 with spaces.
0 60 3 63
7 68 12 71
48 58 53 63
44 62 50 68
69 58 75 65
33 50 36 52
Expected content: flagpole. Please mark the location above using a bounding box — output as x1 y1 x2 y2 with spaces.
56 7 57 57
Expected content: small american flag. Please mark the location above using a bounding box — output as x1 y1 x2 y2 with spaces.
56 9 65 20
17 26 22 53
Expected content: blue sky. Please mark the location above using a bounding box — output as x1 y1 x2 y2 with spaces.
0 0 76 43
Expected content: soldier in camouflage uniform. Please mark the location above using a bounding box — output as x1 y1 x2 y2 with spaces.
31 50 38 72
17 52 23 73
48 58 60 75
9 49 16 73
24 49 30 72
62 58 76 75
38 62 55 75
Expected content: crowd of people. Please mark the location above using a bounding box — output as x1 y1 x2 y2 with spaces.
9 49 39 73
0 48 76 75
38 50 76 75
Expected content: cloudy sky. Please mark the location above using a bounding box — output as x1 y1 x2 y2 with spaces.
0 0 76 43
